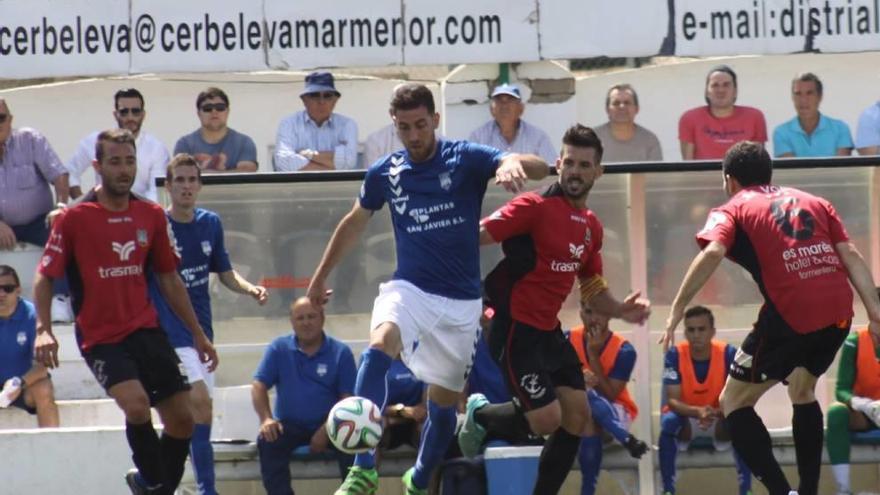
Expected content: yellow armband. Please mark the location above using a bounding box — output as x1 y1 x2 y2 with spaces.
579 274 609 303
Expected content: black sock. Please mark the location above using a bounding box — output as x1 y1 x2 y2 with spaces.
475 402 533 444
160 433 192 491
792 401 823 495
726 408 791 495
125 421 165 489
532 427 580 495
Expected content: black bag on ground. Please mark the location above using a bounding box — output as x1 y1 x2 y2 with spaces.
438 456 488 495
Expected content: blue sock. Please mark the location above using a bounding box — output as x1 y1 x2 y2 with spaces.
412 400 457 488
587 389 629 445
353 348 391 469
578 435 603 495
190 423 216 495
734 449 752 495
659 411 685 494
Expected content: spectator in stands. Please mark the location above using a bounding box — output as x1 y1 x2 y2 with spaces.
363 123 403 168
569 299 648 495
593 84 663 162
377 356 426 463
252 297 356 495
826 290 880 495
66 88 169 201
855 100 880 155
0 97 69 250
274 72 358 171
150 153 268 495
678 65 767 160
468 83 557 164
174 87 258 173
0 265 59 427
772 73 853 158
659 305 750 495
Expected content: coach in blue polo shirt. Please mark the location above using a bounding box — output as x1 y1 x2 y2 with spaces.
0 265 59 427
252 296 357 495
773 72 853 158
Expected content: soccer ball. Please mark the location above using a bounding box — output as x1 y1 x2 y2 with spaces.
325 396 383 454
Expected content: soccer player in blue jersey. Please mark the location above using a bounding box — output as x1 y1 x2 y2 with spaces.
307 83 550 495
148 153 268 495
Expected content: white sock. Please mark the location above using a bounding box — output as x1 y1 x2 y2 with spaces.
832 463 850 493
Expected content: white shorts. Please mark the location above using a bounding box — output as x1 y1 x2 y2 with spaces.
175 347 215 396
677 417 731 452
370 279 482 392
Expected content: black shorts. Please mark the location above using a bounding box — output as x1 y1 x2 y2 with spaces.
488 315 585 411
82 327 190 406
730 312 850 383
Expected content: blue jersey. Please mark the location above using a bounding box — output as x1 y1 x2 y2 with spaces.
150 208 232 347
360 139 503 299
0 299 36 382
467 333 510 404
254 333 356 431
386 359 424 407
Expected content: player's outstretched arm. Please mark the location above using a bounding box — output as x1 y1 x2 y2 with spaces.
836 241 880 341
588 288 650 326
660 241 726 351
155 270 219 370
307 202 372 308
495 153 549 193
218 270 268 305
33 272 59 369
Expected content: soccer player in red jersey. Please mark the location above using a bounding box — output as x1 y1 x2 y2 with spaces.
32 129 218 495
661 141 880 495
458 124 650 495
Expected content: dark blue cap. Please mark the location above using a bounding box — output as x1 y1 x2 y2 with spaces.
301 71 340 97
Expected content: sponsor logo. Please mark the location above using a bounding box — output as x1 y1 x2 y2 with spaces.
410 209 430 223
550 260 580 272
16 331 27 346
91 359 108 387
98 265 143 279
201 240 212 256
111 240 136 261
136 229 148 247
107 216 133 224
317 363 328 377
570 214 587 224
662 368 678 381
520 373 546 400
439 171 452 191
41 255 53 267
569 243 584 259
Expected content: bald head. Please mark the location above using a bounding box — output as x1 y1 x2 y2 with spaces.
289 297 325 346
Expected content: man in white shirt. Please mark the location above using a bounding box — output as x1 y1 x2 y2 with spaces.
274 72 358 171
66 88 170 201
468 83 557 164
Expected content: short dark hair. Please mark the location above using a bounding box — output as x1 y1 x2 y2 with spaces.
95 129 137 163
196 87 229 109
792 72 823 97
166 153 202 183
390 84 435 115
561 124 604 163
684 305 714 328
705 65 738 105
605 83 639 108
114 88 145 110
722 141 772 187
0 265 20 286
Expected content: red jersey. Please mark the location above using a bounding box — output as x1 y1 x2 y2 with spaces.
482 183 603 331
39 192 180 350
696 185 853 334
678 106 767 159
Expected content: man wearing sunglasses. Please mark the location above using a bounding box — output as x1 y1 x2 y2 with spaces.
274 71 358 171
174 87 258 173
66 88 170 202
0 265 59 428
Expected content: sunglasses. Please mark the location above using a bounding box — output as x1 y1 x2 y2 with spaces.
0 114 8 123
305 92 338 101
0 284 18 294
200 103 228 113
117 107 143 116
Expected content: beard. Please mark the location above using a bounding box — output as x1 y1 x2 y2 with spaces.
102 176 133 197
562 176 591 200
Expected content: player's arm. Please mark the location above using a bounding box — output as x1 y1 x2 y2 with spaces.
251 379 284 442
836 241 880 336
586 286 649 324
155 270 219 370
495 153 549 192
33 272 59 369
660 241 726 350
307 202 372 306
679 141 695 160
218 270 268 305
585 348 626 401
479 225 496 246
664 384 704 418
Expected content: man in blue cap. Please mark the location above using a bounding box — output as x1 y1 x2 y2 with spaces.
274 71 359 171
468 83 557 164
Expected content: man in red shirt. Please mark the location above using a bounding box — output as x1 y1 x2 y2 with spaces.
660 141 880 495
32 129 218 495
458 124 650 495
678 65 767 160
